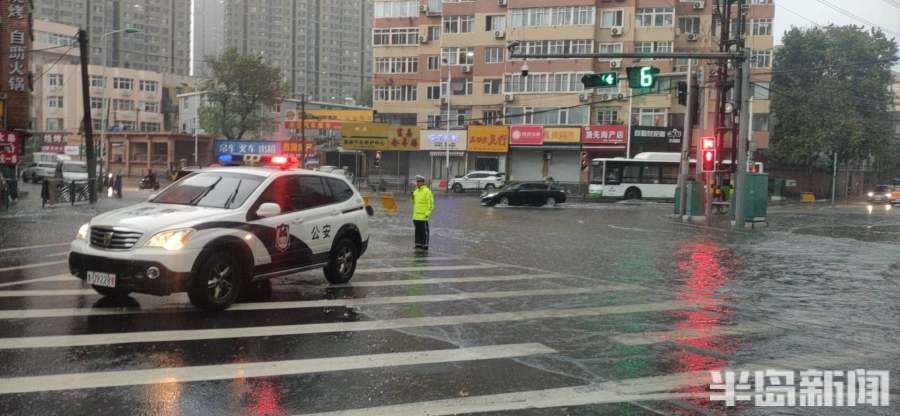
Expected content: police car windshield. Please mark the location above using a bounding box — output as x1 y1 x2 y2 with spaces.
151 172 263 209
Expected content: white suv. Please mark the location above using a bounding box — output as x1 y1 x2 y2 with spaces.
69 161 372 310
449 170 505 193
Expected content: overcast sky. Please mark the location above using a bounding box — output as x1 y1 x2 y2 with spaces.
774 0 900 45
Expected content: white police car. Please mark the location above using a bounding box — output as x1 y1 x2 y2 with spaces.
69 155 372 310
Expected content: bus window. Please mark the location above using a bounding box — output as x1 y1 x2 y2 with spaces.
605 167 622 184
661 166 678 184
623 165 640 183
640 166 660 184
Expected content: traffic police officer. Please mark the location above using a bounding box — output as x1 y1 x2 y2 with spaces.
411 175 434 250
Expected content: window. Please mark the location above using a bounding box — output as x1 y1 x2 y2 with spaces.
483 79 501 95
504 72 590 93
575 6 594 25
47 96 63 108
752 18 772 36
631 107 667 126
752 113 770 132
428 26 441 41
570 40 593 54
510 40 594 59
140 122 160 132
113 77 133 90
678 17 701 34
596 108 619 124
325 178 354 203
752 82 770 99
427 55 440 70
447 79 473 96
139 80 158 92
450 108 469 128
90 97 103 110
635 8 674 27
751 50 772 68
375 56 418 74
548 40 565 56
751 0 772 4
141 101 160 112
119 120 136 131
506 106 588 125
426 85 441 100
484 47 503 63
640 166 661 184
440 47 475 65
373 28 419 46
46 118 64 130
634 41 673 54
551 7 573 26
482 110 501 125
254 176 302 215
89 75 105 88
374 85 417 101
598 42 623 61
510 6 595 28
486 15 506 31
443 15 474 34
374 0 417 18
661 166 679 184
601 10 623 27
47 74 63 87
112 99 134 111
426 114 442 129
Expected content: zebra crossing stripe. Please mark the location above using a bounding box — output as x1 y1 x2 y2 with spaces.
611 322 776 345
0 343 556 394
0 260 67 273
0 286 635 320
333 273 567 287
0 301 695 350
0 274 72 288
354 264 500 273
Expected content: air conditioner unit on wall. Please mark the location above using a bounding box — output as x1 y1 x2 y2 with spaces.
498 0 508 6
609 59 621 68
687 33 699 42
611 27 623 37
420 35 428 44
494 31 505 39
579 93 590 102
617 93 626 101
420 4 427 12
504 94 514 102
462 65 472 73
693 1 705 10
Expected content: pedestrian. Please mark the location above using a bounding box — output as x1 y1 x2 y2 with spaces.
411 175 434 250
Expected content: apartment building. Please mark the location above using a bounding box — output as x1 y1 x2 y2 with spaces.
223 0 374 105
193 0 226 76
33 0 191 75
372 0 774 183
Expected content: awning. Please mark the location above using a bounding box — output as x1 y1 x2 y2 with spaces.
429 151 465 157
583 145 626 150
510 145 581 151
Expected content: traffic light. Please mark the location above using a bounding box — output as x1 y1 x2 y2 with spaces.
701 137 716 172
626 66 660 89
581 73 618 88
677 81 688 105
374 150 381 168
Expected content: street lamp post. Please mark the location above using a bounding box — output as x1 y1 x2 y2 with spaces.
442 51 474 193
99 27 140 177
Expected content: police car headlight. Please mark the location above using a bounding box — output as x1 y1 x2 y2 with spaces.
146 228 195 251
868 192 874 197
75 223 89 240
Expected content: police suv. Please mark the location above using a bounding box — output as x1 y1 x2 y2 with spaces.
69 155 372 310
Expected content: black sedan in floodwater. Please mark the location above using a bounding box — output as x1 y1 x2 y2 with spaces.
480 182 567 207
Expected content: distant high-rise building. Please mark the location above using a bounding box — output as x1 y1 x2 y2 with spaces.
223 0 373 104
193 0 226 76
32 0 191 75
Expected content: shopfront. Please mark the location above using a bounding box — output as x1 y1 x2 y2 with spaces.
508 125 581 183
629 126 683 157
106 133 213 177
340 122 419 181
416 130 467 183
466 125 508 174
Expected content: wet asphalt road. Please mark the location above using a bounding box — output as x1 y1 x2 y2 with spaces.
0 181 897 415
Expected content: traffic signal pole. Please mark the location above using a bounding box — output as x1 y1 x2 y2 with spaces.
677 59 693 217
733 52 752 228
77 30 97 203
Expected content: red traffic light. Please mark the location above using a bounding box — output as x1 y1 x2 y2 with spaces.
701 136 716 150
701 149 716 172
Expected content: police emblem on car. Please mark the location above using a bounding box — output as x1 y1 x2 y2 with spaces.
67 157 372 311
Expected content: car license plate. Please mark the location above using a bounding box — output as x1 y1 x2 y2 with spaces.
86 271 116 288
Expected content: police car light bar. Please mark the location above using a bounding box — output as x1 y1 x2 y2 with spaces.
216 153 299 169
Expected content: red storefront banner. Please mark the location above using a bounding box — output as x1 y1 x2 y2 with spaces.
583 125 627 145
0 131 20 165
509 125 544 146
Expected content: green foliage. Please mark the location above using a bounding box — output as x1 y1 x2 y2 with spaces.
198 48 285 140
770 25 898 170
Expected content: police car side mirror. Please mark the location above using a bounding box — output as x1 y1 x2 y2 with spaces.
256 203 282 218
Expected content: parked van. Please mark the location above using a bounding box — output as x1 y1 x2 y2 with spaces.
55 160 94 181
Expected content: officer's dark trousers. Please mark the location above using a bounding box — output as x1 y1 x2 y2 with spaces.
413 220 429 248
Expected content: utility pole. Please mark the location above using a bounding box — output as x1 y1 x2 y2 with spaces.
300 93 307 169
77 29 97 203
677 59 693 217
733 51 751 228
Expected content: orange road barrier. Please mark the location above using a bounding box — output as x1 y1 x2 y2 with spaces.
800 192 815 202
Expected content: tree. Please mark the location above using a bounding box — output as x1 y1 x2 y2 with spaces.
770 25 898 172
198 48 285 140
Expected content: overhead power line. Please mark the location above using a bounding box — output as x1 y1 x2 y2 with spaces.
811 0 900 38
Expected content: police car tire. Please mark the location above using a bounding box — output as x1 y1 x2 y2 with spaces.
188 251 243 311
324 238 358 284
92 285 132 298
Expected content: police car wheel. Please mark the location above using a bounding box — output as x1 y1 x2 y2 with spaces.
188 252 243 311
324 238 358 284
92 285 132 298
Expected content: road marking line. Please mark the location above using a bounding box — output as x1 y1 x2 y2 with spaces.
0 301 695 350
0 260 66 273
0 343 556 394
355 264 500 273
0 242 70 253
358 256 461 264
0 275 73 288
333 273 566 287
42 251 69 258
611 322 776 346
0 289 94 297
0 286 635 319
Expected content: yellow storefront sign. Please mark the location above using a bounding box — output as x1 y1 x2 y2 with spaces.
306 109 373 122
543 127 581 143
467 125 509 153
285 109 374 130
341 123 419 151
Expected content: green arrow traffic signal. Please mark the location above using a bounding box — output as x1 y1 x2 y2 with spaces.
581 72 618 88
626 66 660 89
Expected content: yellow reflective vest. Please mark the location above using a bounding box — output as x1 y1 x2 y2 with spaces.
411 185 434 221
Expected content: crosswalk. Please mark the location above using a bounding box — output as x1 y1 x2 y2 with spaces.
0 245 889 415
